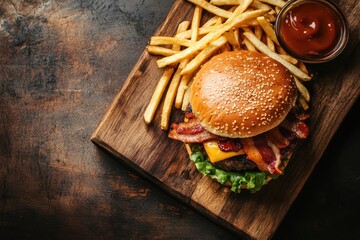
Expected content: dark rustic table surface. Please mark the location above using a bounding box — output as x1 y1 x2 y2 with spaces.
0 0 359 239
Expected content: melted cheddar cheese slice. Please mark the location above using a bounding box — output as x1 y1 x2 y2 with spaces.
203 141 245 163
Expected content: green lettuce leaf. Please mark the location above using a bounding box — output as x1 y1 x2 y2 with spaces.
189 144 276 193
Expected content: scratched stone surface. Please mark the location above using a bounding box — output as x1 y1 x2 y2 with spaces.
0 0 359 239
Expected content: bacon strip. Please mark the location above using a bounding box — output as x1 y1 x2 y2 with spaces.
266 138 283 174
168 120 221 143
241 135 282 175
266 127 290 149
281 119 309 139
241 138 268 172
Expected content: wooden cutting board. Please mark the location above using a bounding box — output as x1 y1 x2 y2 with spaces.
91 0 360 239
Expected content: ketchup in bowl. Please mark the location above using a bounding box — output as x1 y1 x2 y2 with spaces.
275 0 348 63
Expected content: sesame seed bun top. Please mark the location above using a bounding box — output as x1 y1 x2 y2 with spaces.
190 50 297 138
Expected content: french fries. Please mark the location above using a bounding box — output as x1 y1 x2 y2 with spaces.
174 6 204 109
144 21 189 126
144 0 313 129
157 9 268 68
160 22 191 129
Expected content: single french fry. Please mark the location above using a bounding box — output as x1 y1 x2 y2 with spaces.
259 0 286 8
279 54 298 65
174 47 192 108
147 46 179 57
294 76 310 102
251 0 272 10
191 5 203 41
161 67 183 130
297 61 309 75
150 36 195 48
233 28 242 50
157 9 269 68
175 73 193 109
298 95 309 110
243 38 257 51
181 36 228 76
256 16 279 45
187 0 233 18
210 0 241 5
243 31 311 80
181 79 194 111
254 25 263 40
143 67 175 124
266 35 275 52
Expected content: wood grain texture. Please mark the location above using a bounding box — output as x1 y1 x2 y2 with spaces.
0 0 359 239
91 0 360 239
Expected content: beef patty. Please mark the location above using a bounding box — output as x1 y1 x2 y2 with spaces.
214 155 258 172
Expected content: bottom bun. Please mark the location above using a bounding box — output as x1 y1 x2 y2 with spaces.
185 143 293 193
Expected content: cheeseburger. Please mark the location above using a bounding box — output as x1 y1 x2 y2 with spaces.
169 50 309 193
